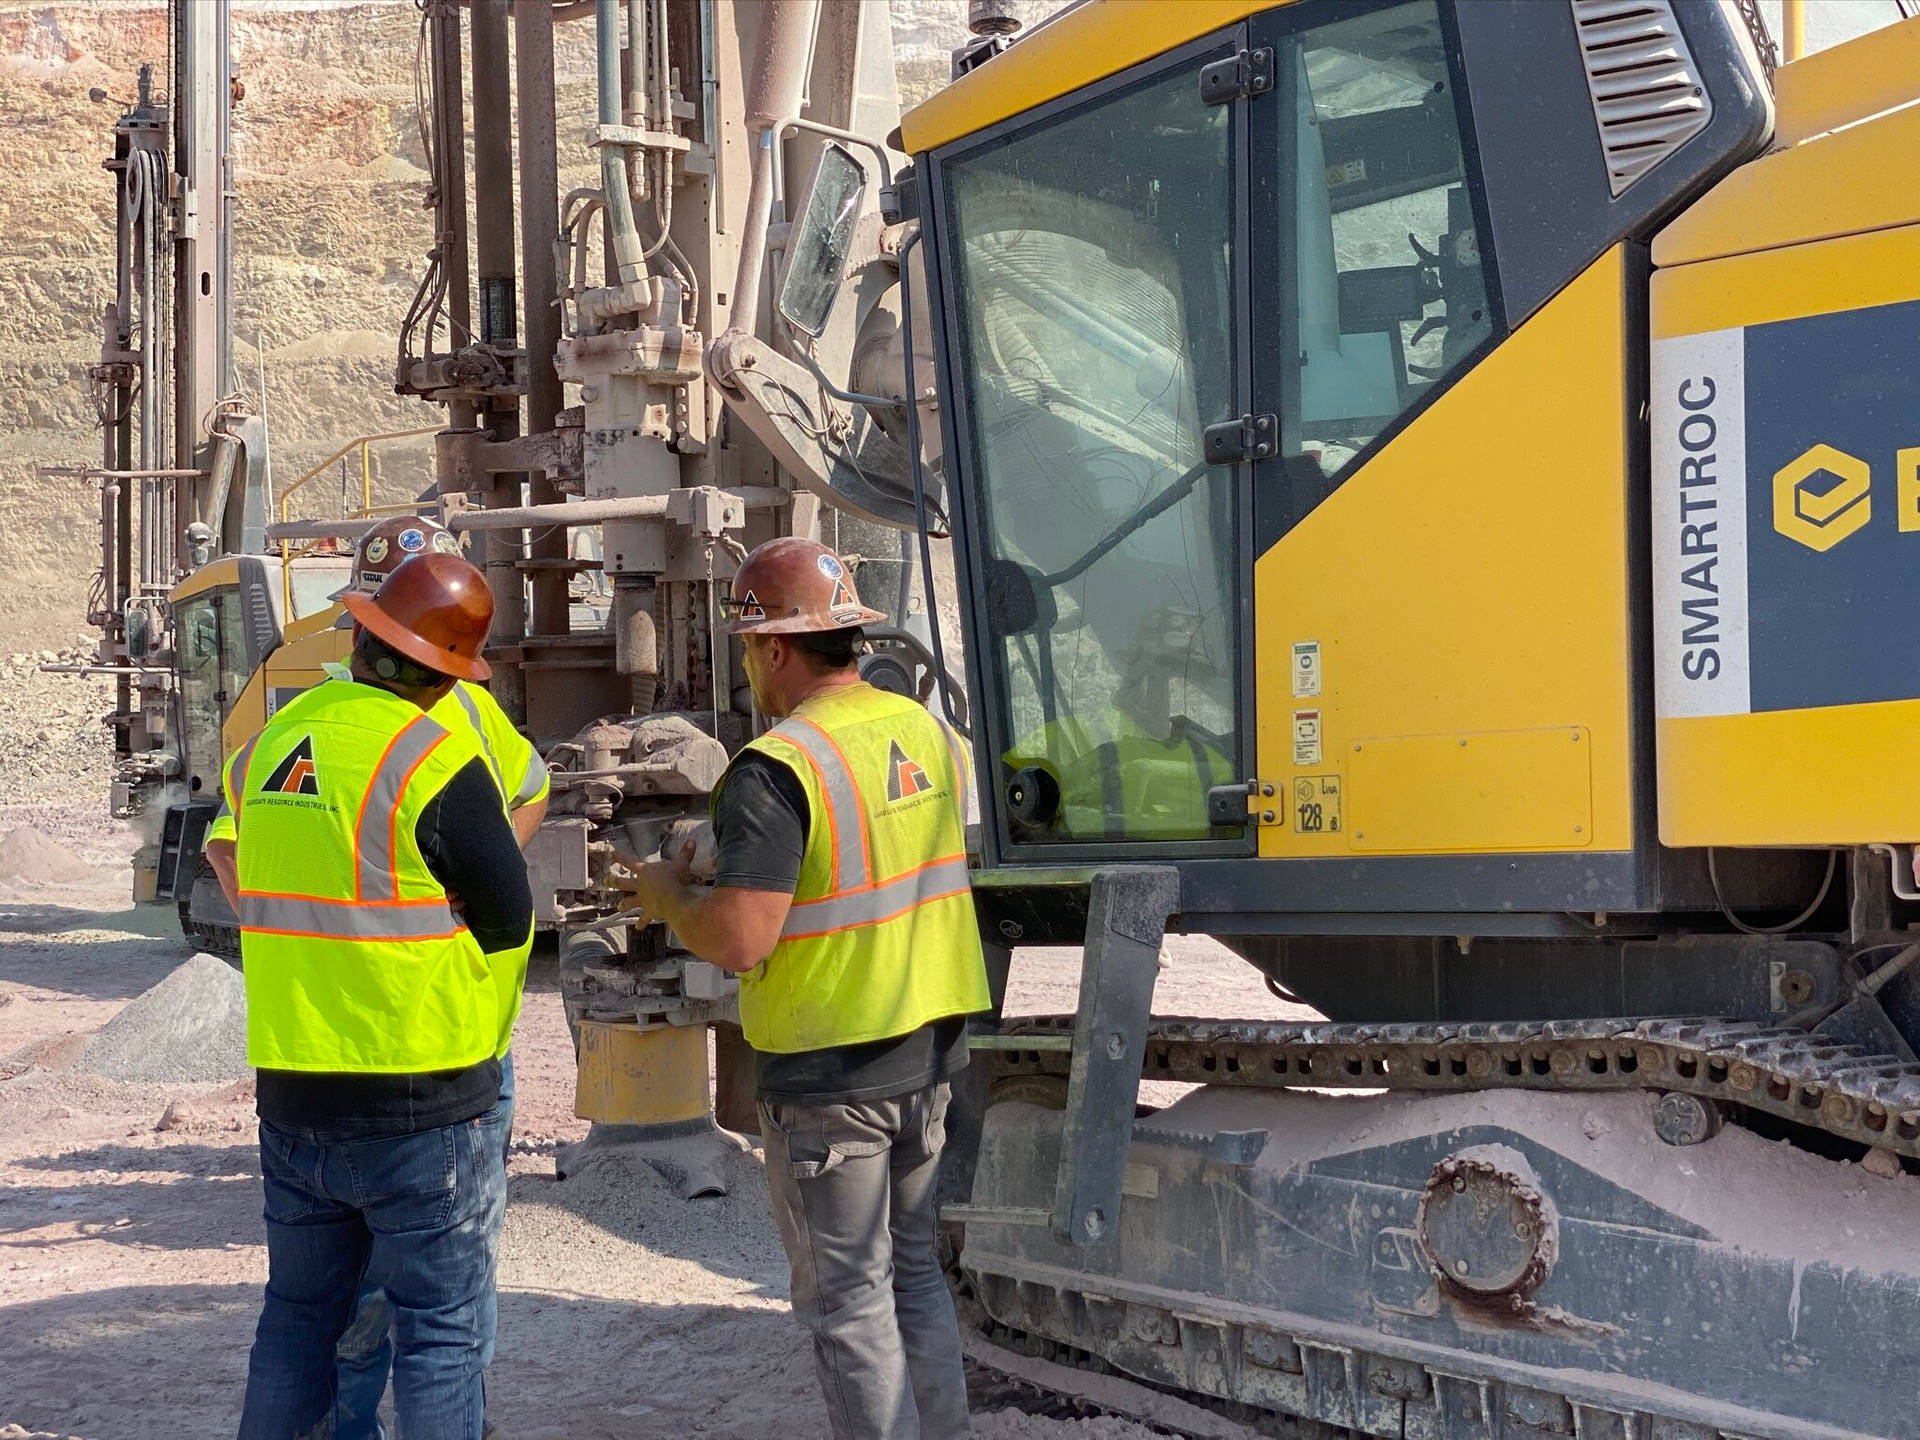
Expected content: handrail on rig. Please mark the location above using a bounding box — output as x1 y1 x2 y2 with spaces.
276 426 442 615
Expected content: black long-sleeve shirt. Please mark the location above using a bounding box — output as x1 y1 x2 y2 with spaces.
255 755 534 1138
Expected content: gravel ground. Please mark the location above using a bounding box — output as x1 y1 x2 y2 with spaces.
0 792 1295 1439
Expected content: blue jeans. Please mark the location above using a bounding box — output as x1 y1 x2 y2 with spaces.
237 1098 510 1440
334 1055 515 1440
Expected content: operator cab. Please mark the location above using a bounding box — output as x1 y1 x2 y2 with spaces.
905 0 1769 865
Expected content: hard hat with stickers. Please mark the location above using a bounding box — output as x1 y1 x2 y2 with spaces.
330 515 465 600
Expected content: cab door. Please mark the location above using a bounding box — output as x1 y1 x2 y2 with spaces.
930 25 1255 862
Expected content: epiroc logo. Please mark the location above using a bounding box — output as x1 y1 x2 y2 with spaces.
1771 443 1920 552
1773 444 1871 551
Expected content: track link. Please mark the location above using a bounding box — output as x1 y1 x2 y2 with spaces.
988 1014 1920 1159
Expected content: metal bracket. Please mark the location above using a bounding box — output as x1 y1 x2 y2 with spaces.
1199 47 1274 106
1202 412 1278 465
1867 843 1920 903
1053 866 1179 1246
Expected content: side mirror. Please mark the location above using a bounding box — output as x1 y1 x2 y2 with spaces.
124 597 161 662
777 142 868 338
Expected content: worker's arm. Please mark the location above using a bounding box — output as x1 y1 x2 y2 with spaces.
623 856 791 974
417 758 535 955
510 789 547 851
621 753 804 974
205 837 239 912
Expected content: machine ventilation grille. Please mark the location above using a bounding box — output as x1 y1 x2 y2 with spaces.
1569 0 1714 197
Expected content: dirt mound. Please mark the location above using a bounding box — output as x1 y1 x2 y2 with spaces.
78 951 249 1084
0 823 95 887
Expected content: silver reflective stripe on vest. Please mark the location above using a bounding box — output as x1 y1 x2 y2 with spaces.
451 684 503 796
781 854 971 938
771 715 871 890
238 892 460 941
930 712 970 795
355 715 452 902
453 683 546 808
513 748 548 807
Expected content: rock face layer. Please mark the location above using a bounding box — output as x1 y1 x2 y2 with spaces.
0 0 1053 651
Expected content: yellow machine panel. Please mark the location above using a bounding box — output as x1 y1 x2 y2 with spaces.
1652 123 1920 848
1770 13 1920 149
1654 77 1920 267
899 0 1290 153
1348 727 1591 855
1254 248 1633 858
220 606 349 758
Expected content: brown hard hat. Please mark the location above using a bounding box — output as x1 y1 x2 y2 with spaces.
723 537 887 635
332 514 463 599
341 552 494 682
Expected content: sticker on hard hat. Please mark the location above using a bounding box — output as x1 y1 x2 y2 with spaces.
432 532 461 554
364 537 389 565
398 527 427 553
357 570 386 591
817 553 845 580
830 576 858 610
736 590 767 622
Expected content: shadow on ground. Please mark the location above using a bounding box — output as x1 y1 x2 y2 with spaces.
0 1282 824 1440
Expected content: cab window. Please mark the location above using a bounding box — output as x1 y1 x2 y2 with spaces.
1258 0 1496 542
940 50 1243 848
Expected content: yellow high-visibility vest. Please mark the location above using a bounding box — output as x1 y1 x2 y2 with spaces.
206 675 545 848
223 680 529 1072
440 680 549 812
728 682 989 1055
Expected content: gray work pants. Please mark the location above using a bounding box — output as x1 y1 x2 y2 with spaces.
758 1082 971 1440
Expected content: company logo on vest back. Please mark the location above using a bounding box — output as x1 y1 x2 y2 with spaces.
1772 442 1920 552
261 736 321 796
886 739 933 803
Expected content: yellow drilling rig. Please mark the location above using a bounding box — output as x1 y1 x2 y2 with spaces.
56 0 1920 1434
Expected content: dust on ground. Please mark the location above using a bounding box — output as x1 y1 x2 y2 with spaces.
0 794 1288 1439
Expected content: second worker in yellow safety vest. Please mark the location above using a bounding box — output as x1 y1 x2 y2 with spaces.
207 552 533 1440
619 537 989 1440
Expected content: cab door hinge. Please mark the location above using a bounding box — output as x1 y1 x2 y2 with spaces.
1200 47 1274 105
1207 779 1281 829
1203 412 1278 465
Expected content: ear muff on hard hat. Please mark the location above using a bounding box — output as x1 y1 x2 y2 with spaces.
723 536 888 636
339 551 495 682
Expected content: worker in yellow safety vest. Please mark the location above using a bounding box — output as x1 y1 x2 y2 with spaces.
618 537 989 1440
331 513 551 1439
206 553 533 1440
203 512 550 1440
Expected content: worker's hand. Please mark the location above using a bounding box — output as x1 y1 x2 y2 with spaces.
447 891 468 924
1910 846 1919 892
668 833 698 886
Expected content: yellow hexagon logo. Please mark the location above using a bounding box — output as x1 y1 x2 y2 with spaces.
1773 443 1872 552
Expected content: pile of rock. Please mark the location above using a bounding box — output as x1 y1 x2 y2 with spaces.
0 636 117 802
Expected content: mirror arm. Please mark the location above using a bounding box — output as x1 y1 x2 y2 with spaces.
770 116 896 211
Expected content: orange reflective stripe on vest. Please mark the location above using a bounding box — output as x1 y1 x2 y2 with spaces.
354 715 453 903
773 714 873 890
731 683 988 1054
780 854 972 940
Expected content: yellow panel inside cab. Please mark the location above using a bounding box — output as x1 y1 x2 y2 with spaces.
1650 221 1920 846
1349 728 1592 854
1254 248 1632 859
